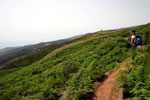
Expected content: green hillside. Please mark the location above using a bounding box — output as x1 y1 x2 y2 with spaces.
0 23 150 100
2 40 77 69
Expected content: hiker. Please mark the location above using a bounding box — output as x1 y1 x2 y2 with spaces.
126 30 142 48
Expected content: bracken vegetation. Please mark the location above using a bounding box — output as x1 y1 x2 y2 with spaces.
118 47 150 100
0 23 150 100
118 24 150 100
2 41 72 69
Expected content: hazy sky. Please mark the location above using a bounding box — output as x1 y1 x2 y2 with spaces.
0 0 150 49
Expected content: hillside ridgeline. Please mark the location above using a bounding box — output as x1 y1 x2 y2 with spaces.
0 23 150 100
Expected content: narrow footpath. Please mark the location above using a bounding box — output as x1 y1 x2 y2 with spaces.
92 58 131 100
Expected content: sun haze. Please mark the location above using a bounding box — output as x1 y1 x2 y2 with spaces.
0 0 150 49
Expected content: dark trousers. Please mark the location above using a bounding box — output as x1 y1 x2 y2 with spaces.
126 43 136 49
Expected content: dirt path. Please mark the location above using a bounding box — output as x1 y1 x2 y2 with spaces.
92 58 131 100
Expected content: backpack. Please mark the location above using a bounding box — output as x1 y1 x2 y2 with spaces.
135 35 142 45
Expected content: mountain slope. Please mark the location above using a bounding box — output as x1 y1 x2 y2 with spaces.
0 35 83 65
0 23 150 100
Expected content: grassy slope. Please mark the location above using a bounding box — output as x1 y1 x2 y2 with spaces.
118 47 150 100
0 23 150 100
2 39 81 69
1 29 117 69
118 24 150 100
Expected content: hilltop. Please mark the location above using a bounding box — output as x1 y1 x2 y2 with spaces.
0 23 150 100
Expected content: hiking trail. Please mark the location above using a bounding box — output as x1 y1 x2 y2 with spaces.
92 58 131 100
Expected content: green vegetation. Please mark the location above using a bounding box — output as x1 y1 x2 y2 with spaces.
2 38 85 69
119 46 150 100
118 24 150 100
66 37 128 100
2 44 63 69
0 23 150 100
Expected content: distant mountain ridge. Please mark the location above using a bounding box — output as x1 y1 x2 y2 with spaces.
0 47 19 53
0 35 83 65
